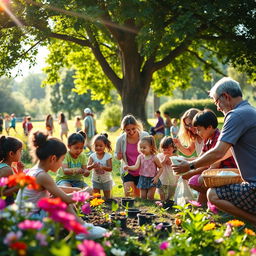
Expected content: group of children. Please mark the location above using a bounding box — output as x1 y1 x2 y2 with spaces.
0 113 17 135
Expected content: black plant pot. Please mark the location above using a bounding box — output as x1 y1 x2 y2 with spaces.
163 200 174 209
126 208 141 218
104 198 118 206
121 197 135 207
110 213 127 229
137 213 156 226
155 222 172 232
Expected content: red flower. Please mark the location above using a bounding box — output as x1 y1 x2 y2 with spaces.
10 241 27 250
8 173 39 190
64 220 88 234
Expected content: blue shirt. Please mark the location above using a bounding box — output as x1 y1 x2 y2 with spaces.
219 100 256 182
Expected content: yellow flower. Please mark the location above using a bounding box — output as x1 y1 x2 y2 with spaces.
90 198 105 207
244 228 256 236
119 211 126 216
203 223 216 231
227 220 245 227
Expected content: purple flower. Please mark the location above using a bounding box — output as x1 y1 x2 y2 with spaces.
0 198 6 210
155 201 163 207
18 220 43 230
156 223 163 230
189 200 202 207
3 231 22 245
215 238 224 244
159 241 169 250
224 224 232 237
78 240 106 256
81 202 91 215
0 177 8 187
207 201 218 214
36 233 48 246
72 191 90 202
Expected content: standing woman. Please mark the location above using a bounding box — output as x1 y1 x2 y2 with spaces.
58 112 69 141
173 108 203 157
115 115 149 198
45 114 54 136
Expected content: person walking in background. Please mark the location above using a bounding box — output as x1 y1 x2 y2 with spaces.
0 114 3 134
170 118 179 138
59 112 69 141
115 115 149 198
75 116 82 132
22 116 27 136
9 113 17 133
152 110 165 147
26 116 33 135
4 115 10 135
163 111 172 136
83 108 95 154
45 114 54 136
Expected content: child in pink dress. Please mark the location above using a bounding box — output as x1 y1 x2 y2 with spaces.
124 136 163 200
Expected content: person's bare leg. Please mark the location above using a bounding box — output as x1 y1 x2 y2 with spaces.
93 188 101 195
103 190 111 200
133 185 140 198
158 188 165 201
140 189 147 199
207 188 256 226
147 187 156 200
124 181 137 197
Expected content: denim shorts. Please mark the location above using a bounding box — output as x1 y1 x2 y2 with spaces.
92 180 113 191
56 179 88 188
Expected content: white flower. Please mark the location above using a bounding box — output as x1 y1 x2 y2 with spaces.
111 248 126 256
24 202 35 209
7 204 18 212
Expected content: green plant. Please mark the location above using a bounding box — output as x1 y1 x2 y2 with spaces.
100 105 122 130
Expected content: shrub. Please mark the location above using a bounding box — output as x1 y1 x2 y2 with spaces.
100 105 122 130
160 99 222 119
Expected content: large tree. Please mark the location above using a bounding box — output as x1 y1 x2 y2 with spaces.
0 0 255 123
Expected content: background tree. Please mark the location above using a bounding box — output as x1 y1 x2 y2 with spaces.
0 0 255 124
50 70 103 118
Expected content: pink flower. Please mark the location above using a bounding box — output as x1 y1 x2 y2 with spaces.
50 210 76 224
0 177 8 187
251 248 256 256
103 231 112 238
3 231 22 245
78 240 106 256
72 191 90 202
81 203 91 215
0 198 6 210
224 224 232 237
64 220 88 234
227 251 236 255
215 238 224 244
156 223 163 230
207 201 218 214
104 241 111 247
159 241 169 250
36 233 47 246
18 220 43 230
38 197 67 212
155 201 163 207
189 200 202 207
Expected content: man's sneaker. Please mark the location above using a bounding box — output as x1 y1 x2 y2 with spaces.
76 223 107 240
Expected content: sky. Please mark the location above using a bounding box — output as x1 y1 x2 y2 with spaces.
12 46 49 82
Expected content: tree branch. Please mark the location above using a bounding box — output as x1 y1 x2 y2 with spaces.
187 49 226 76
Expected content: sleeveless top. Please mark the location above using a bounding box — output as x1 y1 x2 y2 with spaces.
126 142 140 176
139 155 158 177
15 166 49 215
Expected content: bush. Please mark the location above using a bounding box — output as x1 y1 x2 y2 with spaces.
100 105 122 130
160 99 222 119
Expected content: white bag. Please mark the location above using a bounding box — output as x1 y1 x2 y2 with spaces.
174 176 194 206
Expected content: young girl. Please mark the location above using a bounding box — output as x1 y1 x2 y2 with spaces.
59 112 69 141
124 136 163 200
157 136 178 201
0 135 23 204
87 134 113 200
75 116 82 132
15 131 106 239
45 114 54 136
56 131 91 191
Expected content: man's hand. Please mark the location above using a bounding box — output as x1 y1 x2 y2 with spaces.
172 159 190 175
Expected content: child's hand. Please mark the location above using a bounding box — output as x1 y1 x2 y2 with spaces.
83 170 90 177
123 165 129 171
17 162 25 172
152 176 159 184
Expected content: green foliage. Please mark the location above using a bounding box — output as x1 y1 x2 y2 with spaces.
100 105 122 130
160 99 222 119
